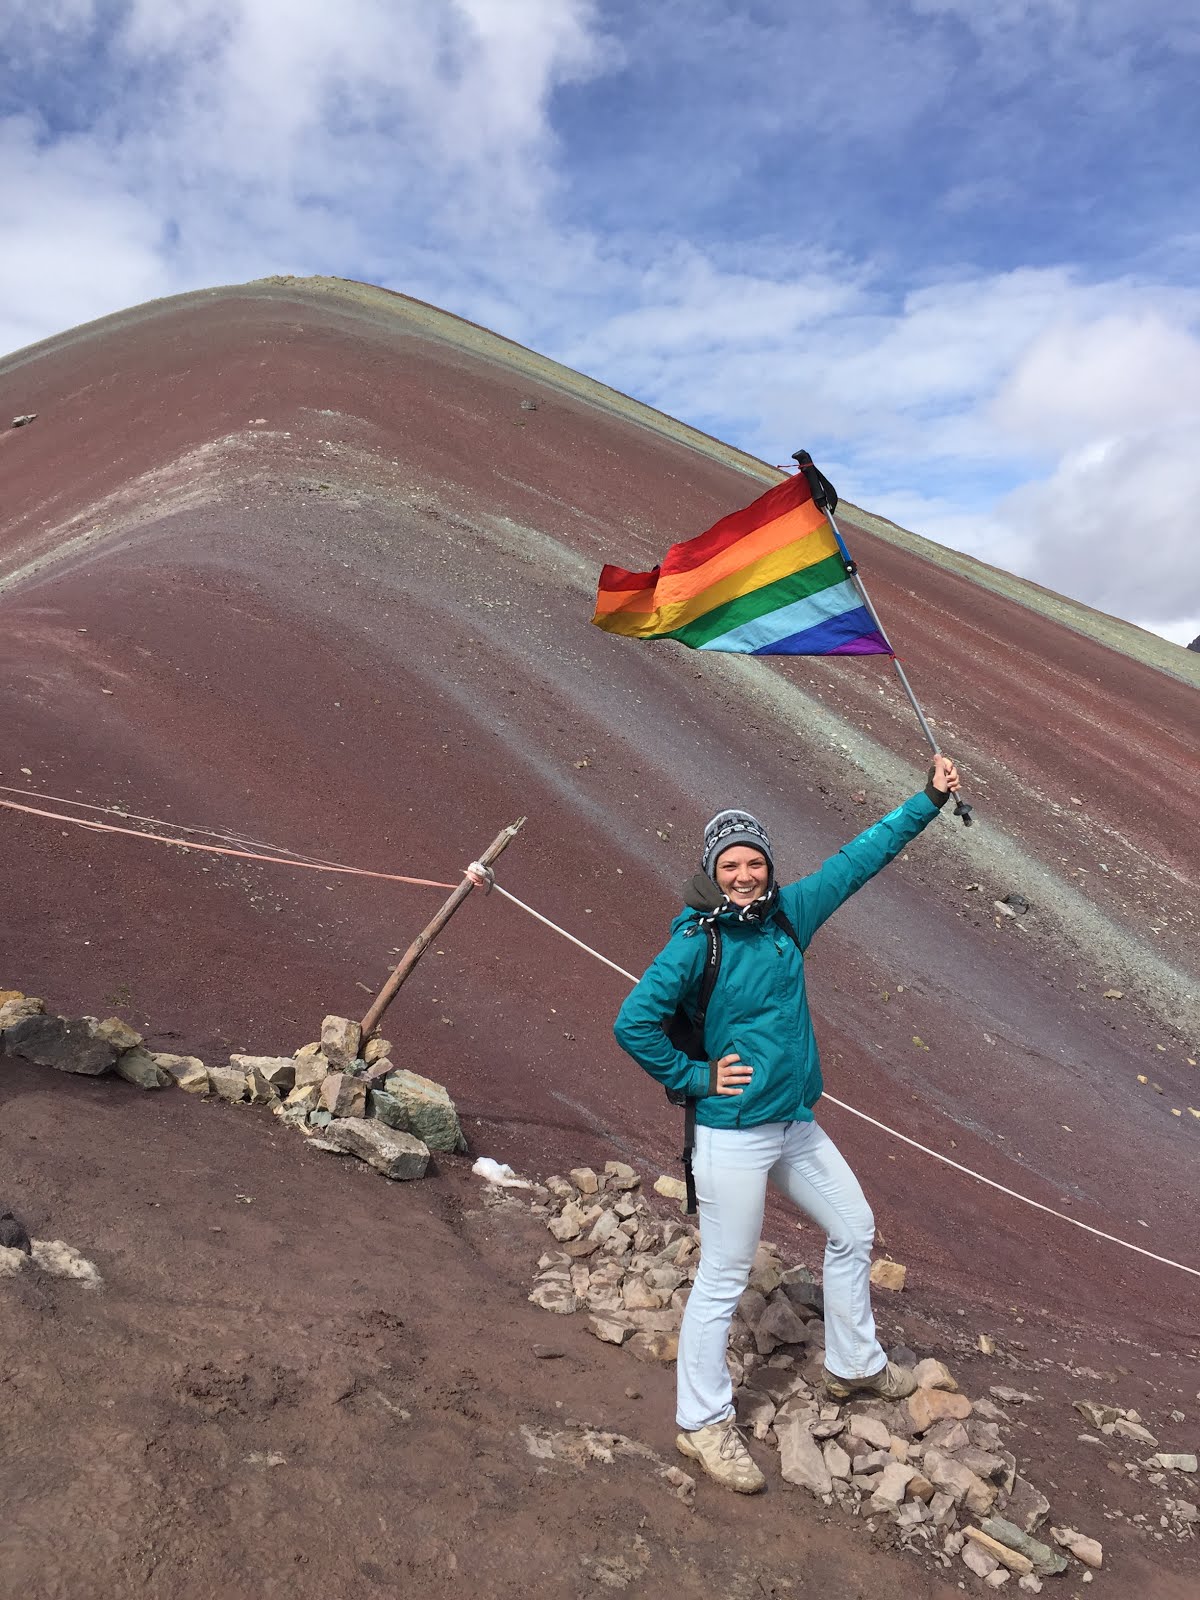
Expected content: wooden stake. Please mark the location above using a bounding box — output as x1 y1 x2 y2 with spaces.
358 818 525 1039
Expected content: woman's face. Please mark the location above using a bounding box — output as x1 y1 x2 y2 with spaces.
714 846 770 907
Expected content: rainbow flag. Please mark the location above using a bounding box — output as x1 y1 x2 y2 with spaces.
591 472 891 656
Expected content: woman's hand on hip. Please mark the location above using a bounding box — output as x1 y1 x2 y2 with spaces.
710 1052 753 1096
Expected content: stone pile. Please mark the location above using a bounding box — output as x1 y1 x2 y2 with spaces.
1 990 466 1185
530 1164 1114 1592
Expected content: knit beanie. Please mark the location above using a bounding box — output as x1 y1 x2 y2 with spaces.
701 809 775 882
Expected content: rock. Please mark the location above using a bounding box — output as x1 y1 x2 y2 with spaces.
622 1276 667 1312
569 1166 600 1194
368 1088 409 1129
778 1416 832 1495
286 1082 320 1112
869 1460 916 1511
549 1201 587 1241
153 1053 209 1093
89 1016 144 1051
989 1386 1034 1405
381 1067 466 1152
962 1541 999 1578
529 1280 578 1314
737 1386 779 1440
924 1418 971 1454
0 1212 32 1254
1073 1400 1120 1428
966 1529 1033 1577
587 1315 630 1345
929 1490 957 1528
231 1054 296 1093
320 1014 361 1068
1018 1578 1042 1595
823 1439 852 1479
627 1330 678 1362
913 1358 958 1391
11 413 37 426
980 1518 1068 1576
907 1471 935 1502
318 1072 367 1119
923 1446 996 1515
1153 1453 1198 1472
849 1415 892 1450
604 1160 640 1191
208 1065 249 1103
244 1064 277 1104
958 1445 1010 1486
1050 1527 1102 1568
323 1117 429 1180
114 1047 172 1089
1111 1417 1157 1447
2 1013 116 1076
747 1242 783 1297
653 1174 687 1202
292 1051 329 1090
907 1388 972 1432
1003 1476 1051 1533
0 1245 29 1277
780 1265 823 1318
663 1465 695 1505
754 1292 813 1354
0 995 44 1028
362 1036 391 1066
869 1258 906 1291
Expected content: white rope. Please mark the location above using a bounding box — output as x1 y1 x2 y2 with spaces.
475 870 1200 1282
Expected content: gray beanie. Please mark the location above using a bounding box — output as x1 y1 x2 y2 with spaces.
702 809 775 881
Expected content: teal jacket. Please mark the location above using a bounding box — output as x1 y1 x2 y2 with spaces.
614 791 944 1129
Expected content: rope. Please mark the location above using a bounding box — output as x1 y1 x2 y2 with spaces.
0 795 456 890
477 871 1200 1282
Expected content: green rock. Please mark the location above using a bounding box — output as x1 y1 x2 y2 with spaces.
381 1068 466 1153
114 1047 172 1089
368 1089 410 1131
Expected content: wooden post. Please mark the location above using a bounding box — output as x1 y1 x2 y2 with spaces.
359 818 525 1039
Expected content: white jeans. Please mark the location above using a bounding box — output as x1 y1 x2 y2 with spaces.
676 1119 886 1432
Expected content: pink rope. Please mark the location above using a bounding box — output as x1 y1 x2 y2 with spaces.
0 796 456 890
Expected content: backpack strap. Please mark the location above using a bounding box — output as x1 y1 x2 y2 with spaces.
666 922 721 1215
772 905 803 953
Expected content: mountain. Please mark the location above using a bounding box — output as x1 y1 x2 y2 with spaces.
2 275 1196 1340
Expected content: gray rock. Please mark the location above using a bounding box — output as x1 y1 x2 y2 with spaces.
3 1014 116 1076
778 1416 833 1495
381 1067 466 1152
231 1054 295 1093
1003 1474 1051 1532
292 1051 329 1090
90 1016 143 1052
153 1053 209 1093
367 1088 409 1130
114 1047 172 1089
0 1211 32 1254
980 1517 1068 1576
209 1065 249 1103
318 1072 366 1119
0 995 44 1029
1153 1452 1198 1473
754 1291 813 1354
320 1014 361 1068
323 1117 429 1179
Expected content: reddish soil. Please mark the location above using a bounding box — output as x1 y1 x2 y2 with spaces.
1 278 1197 1598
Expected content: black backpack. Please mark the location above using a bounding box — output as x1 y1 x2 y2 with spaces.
661 906 803 1213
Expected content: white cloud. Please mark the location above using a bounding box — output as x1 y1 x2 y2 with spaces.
1 1 1198 643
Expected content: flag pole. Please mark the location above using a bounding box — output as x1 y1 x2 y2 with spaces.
792 450 974 827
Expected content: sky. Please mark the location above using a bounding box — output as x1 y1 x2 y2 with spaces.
2 1 1199 646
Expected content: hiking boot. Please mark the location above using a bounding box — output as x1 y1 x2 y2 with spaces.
676 1418 766 1494
821 1360 917 1402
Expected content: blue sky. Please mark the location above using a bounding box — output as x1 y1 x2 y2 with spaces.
2 1 1199 644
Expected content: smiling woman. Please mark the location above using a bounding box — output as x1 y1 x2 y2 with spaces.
613 757 962 1495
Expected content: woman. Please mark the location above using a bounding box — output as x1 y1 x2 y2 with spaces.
613 756 962 1494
